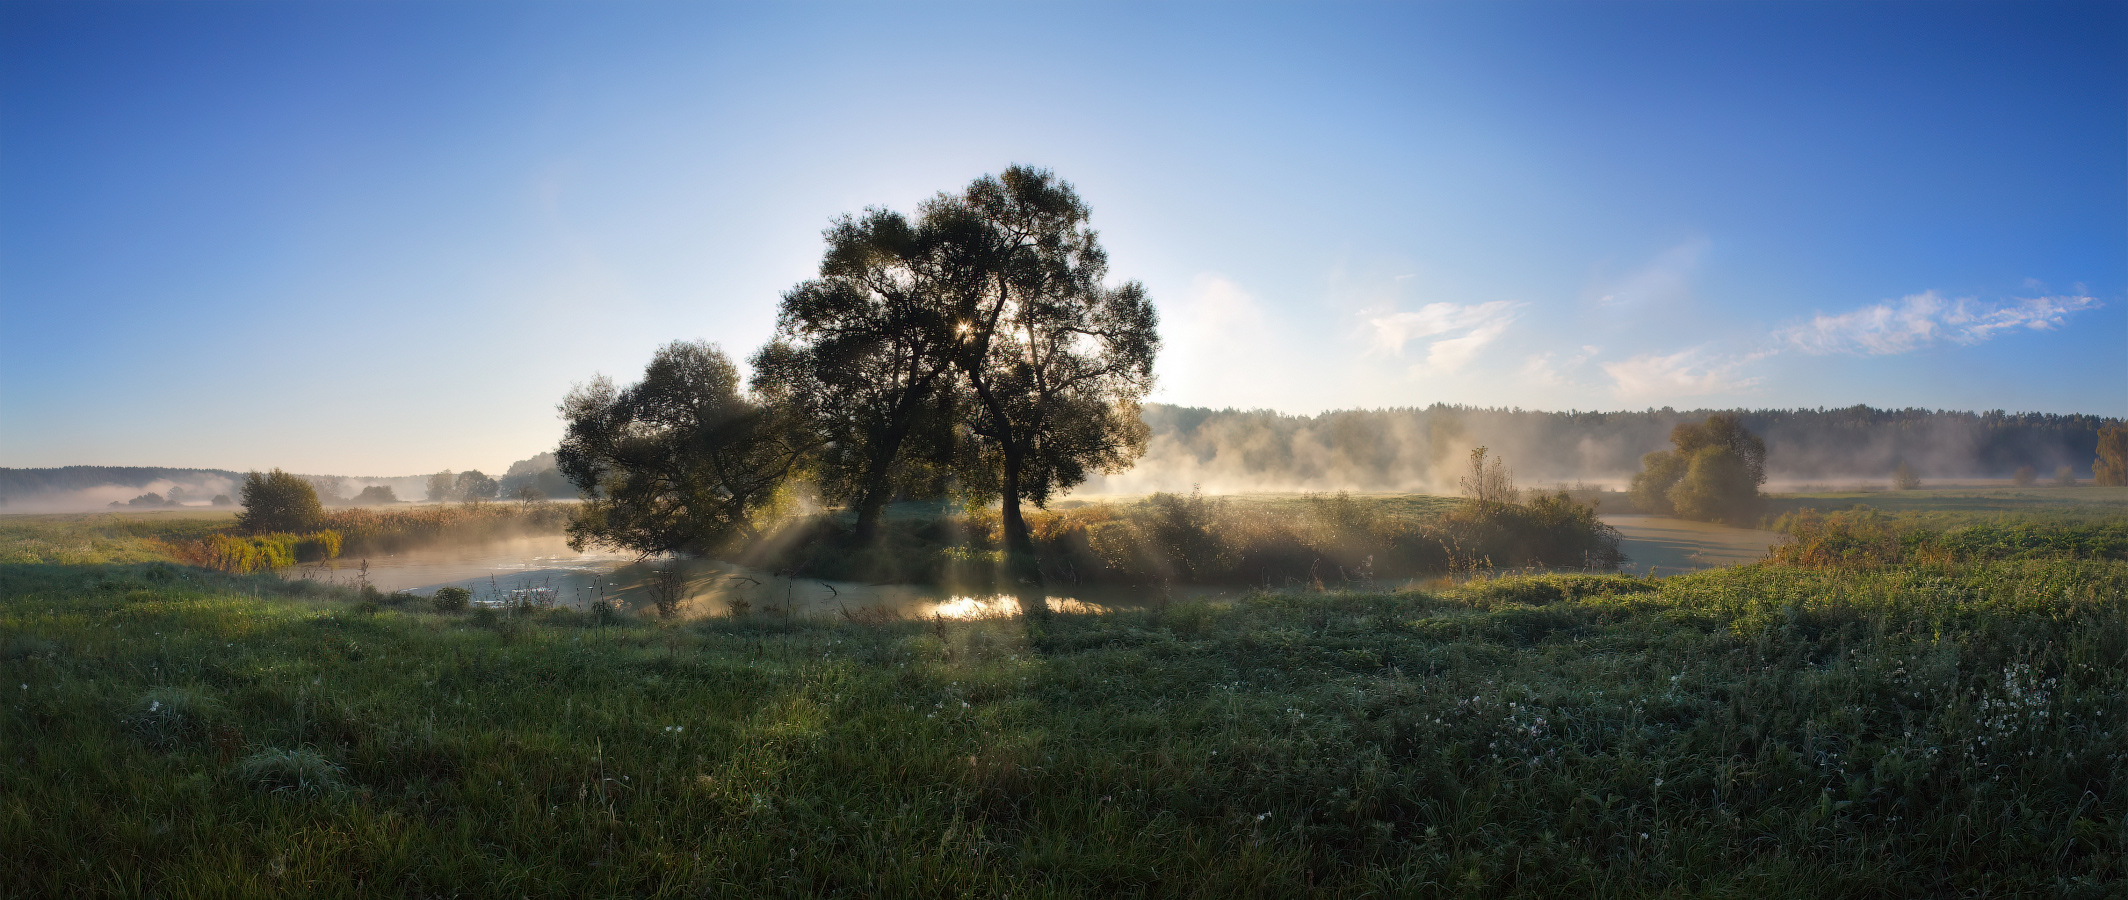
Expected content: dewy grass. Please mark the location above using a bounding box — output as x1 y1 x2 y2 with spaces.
3 552 2125 896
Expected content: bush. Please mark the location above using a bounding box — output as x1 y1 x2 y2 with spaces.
431 586 472 613
236 469 324 534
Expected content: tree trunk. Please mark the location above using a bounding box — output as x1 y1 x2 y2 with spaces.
998 444 1039 573
852 421 914 544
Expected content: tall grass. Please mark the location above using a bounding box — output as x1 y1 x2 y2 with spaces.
6 552 2120 896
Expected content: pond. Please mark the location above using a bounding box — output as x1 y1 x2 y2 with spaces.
294 534 1240 620
294 516 1783 617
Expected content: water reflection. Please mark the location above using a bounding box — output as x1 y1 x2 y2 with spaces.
294 534 1230 619
292 518 1779 620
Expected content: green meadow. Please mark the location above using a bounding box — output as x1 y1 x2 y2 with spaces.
2 498 2126 897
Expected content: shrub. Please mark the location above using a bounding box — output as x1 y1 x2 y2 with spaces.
236 470 324 534
431 586 471 613
232 748 343 795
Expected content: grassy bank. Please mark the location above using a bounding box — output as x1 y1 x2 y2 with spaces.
4 549 2124 896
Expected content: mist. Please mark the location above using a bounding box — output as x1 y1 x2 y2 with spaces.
1071 404 2118 496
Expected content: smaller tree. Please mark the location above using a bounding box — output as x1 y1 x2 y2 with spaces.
1629 414 1766 522
455 470 499 503
2012 466 2037 486
1891 461 1921 491
236 469 325 534
1457 446 1519 506
127 492 166 508
557 341 809 556
426 471 457 503
353 485 399 505
2055 465 2078 486
2094 425 2128 486
210 494 233 507
1628 450 1687 515
165 486 188 506
516 484 545 503
1669 447 1763 523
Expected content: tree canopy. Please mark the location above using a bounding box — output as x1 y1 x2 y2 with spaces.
935 167 1159 561
752 207 963 542
557 341 807 556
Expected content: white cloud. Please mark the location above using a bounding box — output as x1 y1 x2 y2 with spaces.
1602 347 1766 400
1366 300 1519 374
1777 290 2099 356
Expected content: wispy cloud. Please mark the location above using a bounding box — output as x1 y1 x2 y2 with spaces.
1367 300 1519 374
1776 290 2099 355
1601 347 1767 400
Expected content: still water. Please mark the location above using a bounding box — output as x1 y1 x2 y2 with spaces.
295 517 1779 618
294 534 1235 619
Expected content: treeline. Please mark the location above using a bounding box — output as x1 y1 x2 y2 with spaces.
1078 403 2122 494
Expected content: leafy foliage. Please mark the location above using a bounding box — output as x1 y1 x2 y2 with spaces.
940 166 1159 559
1631 415 1766 523
2095 424 2128 486
234 469 324 535
557 341 807 556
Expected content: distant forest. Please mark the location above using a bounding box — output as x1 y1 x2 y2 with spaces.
3 405 2116 507
0 466 244 503
1078 404 2122 494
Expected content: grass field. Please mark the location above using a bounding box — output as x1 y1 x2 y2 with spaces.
4 503 2125 897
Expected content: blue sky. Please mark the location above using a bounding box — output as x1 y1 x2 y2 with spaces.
2 1 2121 475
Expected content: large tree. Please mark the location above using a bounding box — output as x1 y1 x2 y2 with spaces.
752 208 962 542
934 167 1160 564
556 341 808 556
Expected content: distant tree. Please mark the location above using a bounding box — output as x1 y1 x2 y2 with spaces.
165 486 188 506
2055 465 2078 486
557 341 809 556
1629 414 1766 523
935 167 1159 566
752 207 964 543
353 485 398 505
2012 466 2037 486
303 475 347 505
455 470 499 503
210 494 233 507
127 492 165 508
425 471 457 503
1628 450 1688 515
1891 460 1921 491
2095 425 2128 486
1457 446 1519 506
1669 447 1764 524
236 469 324 534
516 484 545 503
